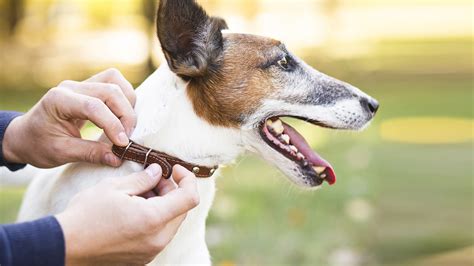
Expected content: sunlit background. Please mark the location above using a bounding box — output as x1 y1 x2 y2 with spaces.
0 0 472 265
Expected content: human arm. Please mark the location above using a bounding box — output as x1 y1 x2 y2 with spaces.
0 164 199 265
56 164 200 264
0 216 65 266
0 111 26 171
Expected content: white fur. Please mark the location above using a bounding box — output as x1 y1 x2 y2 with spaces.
16 52 375 265
0 165 37 186
18 64 245 265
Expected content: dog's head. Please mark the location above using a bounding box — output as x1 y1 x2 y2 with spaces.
157 0 379 188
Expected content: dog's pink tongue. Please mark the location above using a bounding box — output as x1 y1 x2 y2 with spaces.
282 122 336 185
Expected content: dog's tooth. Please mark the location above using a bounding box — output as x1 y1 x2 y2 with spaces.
320 173 327 179
274 126 284 135
271 120 284 135
312 166 326 175
289 145 298 152
273 119 282 127
281 134 290 144
297 152 305 160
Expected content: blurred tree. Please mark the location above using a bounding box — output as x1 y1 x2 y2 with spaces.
143 0 156 22
4 0 25 36
142 0 157 74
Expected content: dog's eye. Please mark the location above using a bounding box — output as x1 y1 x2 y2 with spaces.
277 56 290 70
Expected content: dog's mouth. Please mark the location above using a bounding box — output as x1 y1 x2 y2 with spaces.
259 117 336 186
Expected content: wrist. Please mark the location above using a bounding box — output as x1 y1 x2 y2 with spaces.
56 212 83 264
3 116 25 164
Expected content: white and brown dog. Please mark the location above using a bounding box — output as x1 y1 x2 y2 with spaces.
16 0 379 264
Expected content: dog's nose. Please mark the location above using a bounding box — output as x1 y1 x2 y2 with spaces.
360 97 379 116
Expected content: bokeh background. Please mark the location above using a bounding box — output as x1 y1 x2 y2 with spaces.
0 0 472 265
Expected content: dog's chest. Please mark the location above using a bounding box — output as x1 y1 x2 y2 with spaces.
149 174 218 265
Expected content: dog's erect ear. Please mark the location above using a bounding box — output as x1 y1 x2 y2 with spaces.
157 0 228 78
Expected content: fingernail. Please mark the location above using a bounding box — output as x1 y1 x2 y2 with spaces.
105 153 118 166
145 164 162 177
118 132 129 145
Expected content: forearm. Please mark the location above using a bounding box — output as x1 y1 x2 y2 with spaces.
0 111 26 171
0 216 65 266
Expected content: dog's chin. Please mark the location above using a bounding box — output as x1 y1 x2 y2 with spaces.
280 161 327 189
249 137 325 188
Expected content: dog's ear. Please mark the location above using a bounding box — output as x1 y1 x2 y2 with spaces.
157 0 228 79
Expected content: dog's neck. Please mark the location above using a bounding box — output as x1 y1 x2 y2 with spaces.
129 64 244 167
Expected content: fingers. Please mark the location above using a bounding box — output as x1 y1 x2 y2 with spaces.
63 138 121 167
147 165 200 221
141 191 158 199
149 212 187 248
85 68 136 107
58 80 136 136
142 172 178 199
115 164 162 196
166 213 187 233
51 89 129 146
153 177 176 196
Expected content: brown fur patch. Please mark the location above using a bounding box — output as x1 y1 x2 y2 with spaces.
187 33 284 128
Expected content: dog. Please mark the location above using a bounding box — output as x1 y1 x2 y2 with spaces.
15 0 379 264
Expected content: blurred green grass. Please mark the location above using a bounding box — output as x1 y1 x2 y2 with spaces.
0 37 472 265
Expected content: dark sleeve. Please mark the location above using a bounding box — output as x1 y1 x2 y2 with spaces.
0 216 65 266
0 111 27 171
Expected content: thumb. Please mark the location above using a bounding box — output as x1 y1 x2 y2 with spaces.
66 138 120 167
115 164 162 195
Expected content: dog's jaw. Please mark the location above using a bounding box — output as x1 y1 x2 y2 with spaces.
130 64 245 168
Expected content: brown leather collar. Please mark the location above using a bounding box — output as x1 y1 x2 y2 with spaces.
112 141 218 179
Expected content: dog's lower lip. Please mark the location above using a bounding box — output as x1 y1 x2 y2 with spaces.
259 116 336 185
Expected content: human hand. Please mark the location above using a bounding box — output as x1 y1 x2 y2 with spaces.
56 164 200 265
2 68 137 168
